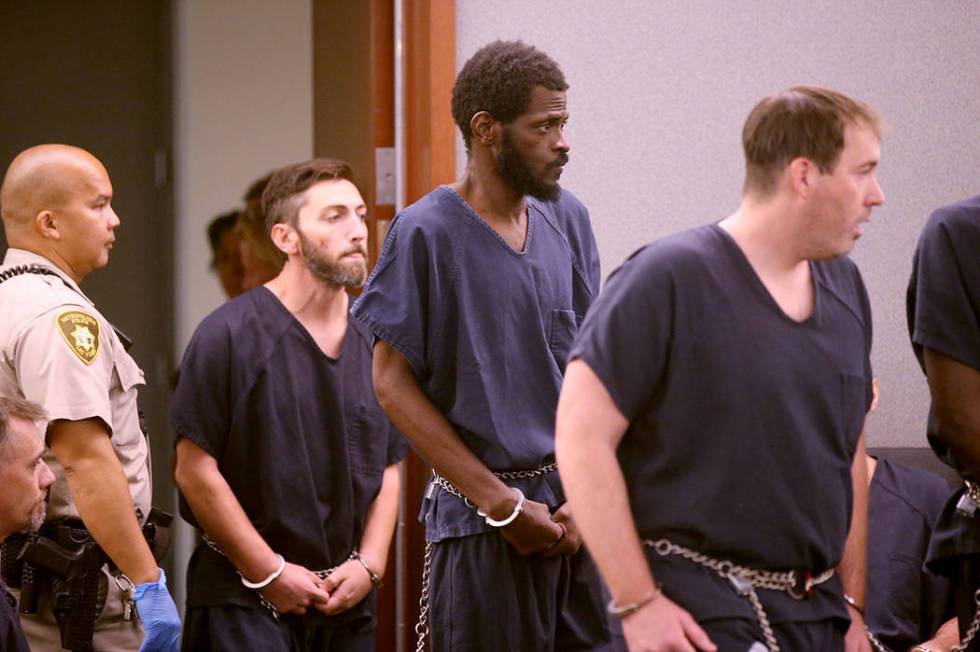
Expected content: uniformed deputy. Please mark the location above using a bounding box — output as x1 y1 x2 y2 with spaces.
0 144 180 651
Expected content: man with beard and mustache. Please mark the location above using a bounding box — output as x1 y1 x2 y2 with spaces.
172 159 407 651
556 87 884 652
353 41 618 650
0 397 56 652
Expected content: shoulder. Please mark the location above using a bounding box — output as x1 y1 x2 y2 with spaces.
613 224 723 280
185 289 277 353
920 195 980 248
346 314 375 355
392 186 468 240
875 458 952 522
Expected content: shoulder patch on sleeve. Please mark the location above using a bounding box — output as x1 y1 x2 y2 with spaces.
56 310 101 365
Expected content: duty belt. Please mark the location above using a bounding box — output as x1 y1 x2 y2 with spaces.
644 538 834 652
429 461 558 506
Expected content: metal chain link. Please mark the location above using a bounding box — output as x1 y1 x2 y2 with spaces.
431 462 558 506
866 626 890 652
415 541 433 652
644 538 836 652
202 534 338 621
952 589 980 651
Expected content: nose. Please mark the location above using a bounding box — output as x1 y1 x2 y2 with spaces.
108 205 121 229
39 460 55 490
555 129 570 154
352 215 368 244
867 176 884 207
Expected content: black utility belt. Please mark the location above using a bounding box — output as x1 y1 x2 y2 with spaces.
0 508 172 652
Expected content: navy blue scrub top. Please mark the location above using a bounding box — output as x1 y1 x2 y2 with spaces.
907 196 980 568
352 185 600 541
866 458 954 651
571 223 873 623
1 584 30 652
171 287 407 609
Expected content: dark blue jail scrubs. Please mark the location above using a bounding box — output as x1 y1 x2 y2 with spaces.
171 287 407 652
908 195 980 647
866 458 955 650
1 582 30 652
570 224 874 648
353 186 620 651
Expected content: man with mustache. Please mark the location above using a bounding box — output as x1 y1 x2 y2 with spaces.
173 159 406 651
0 144 180 651
354 41 618 650
557 86 884 651
0 397 56 652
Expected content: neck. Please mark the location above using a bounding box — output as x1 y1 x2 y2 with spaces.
453 156 526 224
9 239 85 284
719 195 809 275
265 258 349 324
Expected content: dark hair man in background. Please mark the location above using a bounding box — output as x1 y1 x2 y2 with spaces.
0 397 55 652
173 158 406 651
354 41 619 650
907 194 980 650
0 144 179 652
207 210 245 299
557 86 884 651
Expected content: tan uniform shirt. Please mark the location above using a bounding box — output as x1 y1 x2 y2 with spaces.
0 248 152 521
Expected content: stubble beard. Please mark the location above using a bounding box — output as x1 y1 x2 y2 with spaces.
297 229 367 288
495 128 566 202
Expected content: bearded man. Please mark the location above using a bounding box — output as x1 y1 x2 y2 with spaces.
173 159 406 652
353 41 620 650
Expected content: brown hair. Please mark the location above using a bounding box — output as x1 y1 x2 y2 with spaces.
0 397 45 456
742 85 881 197
261 159 353 231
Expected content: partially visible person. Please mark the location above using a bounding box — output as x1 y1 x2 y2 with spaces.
907 194 980 649
0 144 180 651
0 397 56 652
173 158 406 651
238 173 282 290
863 381 958 651
207 210 245 299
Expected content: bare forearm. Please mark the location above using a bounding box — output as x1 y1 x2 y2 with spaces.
373 343 514 518
838 429 869 608
925 349 980 478
174 440 278 581
358 464 400 577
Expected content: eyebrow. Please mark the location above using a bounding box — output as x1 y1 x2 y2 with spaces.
319 204 367 215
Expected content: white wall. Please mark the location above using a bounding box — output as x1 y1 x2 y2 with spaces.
171 0 313 610
458 0 980 449
174 0 313 354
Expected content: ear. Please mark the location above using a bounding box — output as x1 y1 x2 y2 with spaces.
469 111 498 147
269 223 298 256
34 210 61 240
786 157 819 199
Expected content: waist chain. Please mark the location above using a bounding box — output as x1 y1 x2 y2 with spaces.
644 538 835 652
429 461 558 507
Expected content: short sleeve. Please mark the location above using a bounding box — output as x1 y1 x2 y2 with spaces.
352 214 435 377
13 306 115 432
569 246 673 421
386 422 409 466
910 207 980 372
170 318 234 459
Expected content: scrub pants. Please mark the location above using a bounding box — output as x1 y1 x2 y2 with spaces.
428 530 624 651
702 616 845 651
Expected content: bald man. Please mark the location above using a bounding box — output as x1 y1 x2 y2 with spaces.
0 145 179 651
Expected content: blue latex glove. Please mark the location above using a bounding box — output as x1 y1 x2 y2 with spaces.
133 568 181 652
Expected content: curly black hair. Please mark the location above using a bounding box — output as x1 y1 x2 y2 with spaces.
452 40 568 152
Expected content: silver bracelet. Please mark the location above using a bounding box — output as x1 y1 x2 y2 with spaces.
477 487 526 527
911 646 932 652
607 584 662 617
843 592 865 616
349 550 383 588
240 554 285 589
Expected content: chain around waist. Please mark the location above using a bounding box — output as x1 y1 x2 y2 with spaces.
429 462 557 506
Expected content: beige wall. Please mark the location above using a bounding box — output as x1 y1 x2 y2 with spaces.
174 0 313 353
457 1 980 448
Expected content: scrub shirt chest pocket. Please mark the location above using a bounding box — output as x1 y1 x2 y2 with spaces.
346 404 388 474
549 308 580 374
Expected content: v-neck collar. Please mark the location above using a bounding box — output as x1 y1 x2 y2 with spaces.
441 186 534 257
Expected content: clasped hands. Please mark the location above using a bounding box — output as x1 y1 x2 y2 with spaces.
258 557 376 616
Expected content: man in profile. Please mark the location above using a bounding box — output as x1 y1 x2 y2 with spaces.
557 87 884 651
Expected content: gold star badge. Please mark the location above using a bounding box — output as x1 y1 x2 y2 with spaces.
56 311 100 365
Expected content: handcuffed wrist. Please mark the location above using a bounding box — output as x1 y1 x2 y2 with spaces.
240 554 285 589
349 550 383 588
477 487 526 527
607 584 662 617
842 593 865 616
